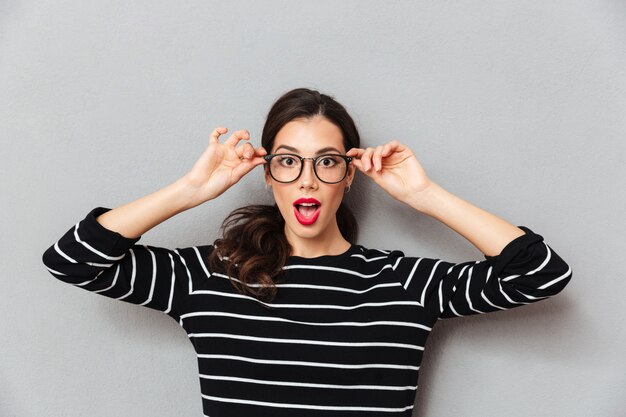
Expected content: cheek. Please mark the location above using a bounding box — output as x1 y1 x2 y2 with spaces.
323 189 345 215
272 188 293 215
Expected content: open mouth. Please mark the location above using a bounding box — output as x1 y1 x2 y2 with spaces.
296 202 319 217
293 199 321 225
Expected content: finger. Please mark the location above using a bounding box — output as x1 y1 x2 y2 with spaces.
382 142 392 156
224 129 250 147
234 143 246 159
237 145 268 164
351 159 376 179
253 147 268 164
251 151 269 165
373 145 384 172
231 155 265 181
256 146 268 155
346 147 364 158
351 158 365 172
362 147 375 171
238 142 256 160
387 140 406 153
209 127 228 143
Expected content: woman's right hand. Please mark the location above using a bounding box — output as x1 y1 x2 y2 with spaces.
182 127 267 208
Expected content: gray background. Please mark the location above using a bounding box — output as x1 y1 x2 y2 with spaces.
2 1 624 416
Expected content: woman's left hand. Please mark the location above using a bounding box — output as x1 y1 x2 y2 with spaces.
346 140 433 203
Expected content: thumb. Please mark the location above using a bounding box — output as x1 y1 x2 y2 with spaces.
230 159 264 183
352 159 375 177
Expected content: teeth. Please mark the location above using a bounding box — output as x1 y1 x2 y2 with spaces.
299 202 317 206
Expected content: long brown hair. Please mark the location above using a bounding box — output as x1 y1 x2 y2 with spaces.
207 88 361 303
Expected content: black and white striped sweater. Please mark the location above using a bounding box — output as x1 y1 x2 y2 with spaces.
42 206 572 417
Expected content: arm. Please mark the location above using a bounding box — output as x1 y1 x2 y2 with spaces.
347 141 572 320
390 225 572 320
412 182 573 315
41 204 204 322
41 177 210 322
405 181 526 257
399 184 571 320
41 127 267 321
94 126 267 239
399 159 573 317
94 177 199 239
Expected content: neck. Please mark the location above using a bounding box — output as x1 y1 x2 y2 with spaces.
285 222 351 258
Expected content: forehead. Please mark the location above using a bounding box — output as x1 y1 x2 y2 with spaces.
272 117 345 154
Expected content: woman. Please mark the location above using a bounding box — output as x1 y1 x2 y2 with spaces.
42 87 572 416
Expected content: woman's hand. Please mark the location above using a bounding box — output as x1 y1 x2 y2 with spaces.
346 140 433 205
182 127 267 207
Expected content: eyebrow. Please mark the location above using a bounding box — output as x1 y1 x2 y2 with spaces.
274 145 344 155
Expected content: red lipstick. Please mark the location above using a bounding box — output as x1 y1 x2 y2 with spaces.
293 198 321 226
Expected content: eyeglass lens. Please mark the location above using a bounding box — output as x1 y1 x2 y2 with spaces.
269 154 348 183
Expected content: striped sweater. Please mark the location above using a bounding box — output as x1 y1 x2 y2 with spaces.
41 206 572 416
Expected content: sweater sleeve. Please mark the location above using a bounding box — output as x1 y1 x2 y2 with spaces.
390 226 572 321
41 206 203 323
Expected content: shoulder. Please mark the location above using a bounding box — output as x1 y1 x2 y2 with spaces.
166 244 215 271
349 244 406 263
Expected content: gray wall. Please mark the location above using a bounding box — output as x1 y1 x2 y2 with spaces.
2 1 624 416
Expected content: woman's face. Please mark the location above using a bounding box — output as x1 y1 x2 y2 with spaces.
265 115 355 244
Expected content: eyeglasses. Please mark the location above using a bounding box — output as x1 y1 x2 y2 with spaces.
263 153 353 184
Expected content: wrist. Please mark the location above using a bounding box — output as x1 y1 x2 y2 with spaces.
403 181 444 216
172 175 207 211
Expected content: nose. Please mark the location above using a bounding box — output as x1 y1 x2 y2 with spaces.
298 158 318 189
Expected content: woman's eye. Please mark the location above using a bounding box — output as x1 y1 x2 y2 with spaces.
319 157 336 167
279 157 296 166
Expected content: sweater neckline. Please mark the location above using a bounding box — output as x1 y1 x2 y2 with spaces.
286 244 361 263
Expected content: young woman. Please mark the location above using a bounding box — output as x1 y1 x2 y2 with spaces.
42 87 572 416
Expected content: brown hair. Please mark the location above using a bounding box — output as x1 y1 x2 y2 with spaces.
207 88 361 304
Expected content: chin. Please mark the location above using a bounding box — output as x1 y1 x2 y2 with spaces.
286 216 331 239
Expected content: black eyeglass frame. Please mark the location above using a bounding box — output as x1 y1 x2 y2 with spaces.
263 153 353 184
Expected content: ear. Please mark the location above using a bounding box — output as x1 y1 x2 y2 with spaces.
346 163 356 185
263 165 271 186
